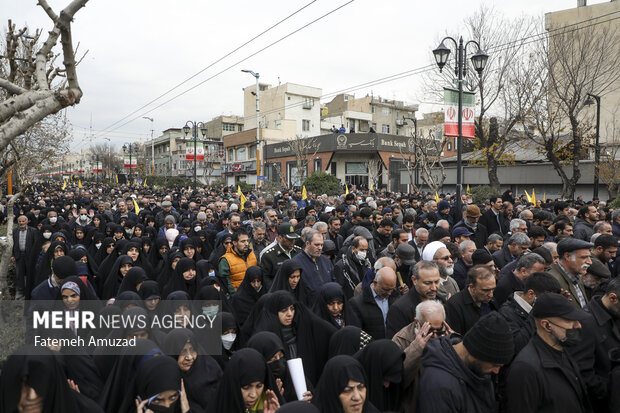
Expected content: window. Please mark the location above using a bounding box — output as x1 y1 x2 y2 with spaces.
228 149 234 161
382 107 390 115
447 142 452 151
249 145 257 159
238 124 243 132
259 85 267 91
382 124 390 134
302 120 310 131
236 147 247 161
372 123 377 131
371 105 375 114
330 162 337 175
222 123 236 132
314 158 322 172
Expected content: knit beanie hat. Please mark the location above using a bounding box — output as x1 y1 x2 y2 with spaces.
463 312 514 364
472 249 494 266
52 256 77 280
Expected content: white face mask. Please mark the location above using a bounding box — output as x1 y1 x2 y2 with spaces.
95 242 102 249
221 333 236 350
49 217 57 224
356 251 367 261
80 214 87 221
194 226 201 232
43 232 52 239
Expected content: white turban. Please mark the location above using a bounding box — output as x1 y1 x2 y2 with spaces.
422 241 446 261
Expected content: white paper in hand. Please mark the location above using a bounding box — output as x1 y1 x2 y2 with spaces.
286 358 307 400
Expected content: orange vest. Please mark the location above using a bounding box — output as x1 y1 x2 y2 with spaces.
222 248 258 291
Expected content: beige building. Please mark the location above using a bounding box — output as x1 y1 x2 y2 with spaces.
322 93 419 137
243 82 322 141
545 0 620 145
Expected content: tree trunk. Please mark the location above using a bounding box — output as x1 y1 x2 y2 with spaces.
544 143 572 199
487 156 501 191
0 192 22 299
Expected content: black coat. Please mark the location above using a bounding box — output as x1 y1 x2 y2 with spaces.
505 335 592 413
349 284 398 340
385 288 445 339
567 296 620 411
498 295 535 355
453 220 488 249
445 288 498 335
479 209 508 236
492 245 516 269
494 271 524 307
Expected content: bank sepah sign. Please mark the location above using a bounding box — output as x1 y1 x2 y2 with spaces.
264 133 413 159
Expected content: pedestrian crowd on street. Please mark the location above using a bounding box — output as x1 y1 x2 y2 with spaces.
1 181 619 413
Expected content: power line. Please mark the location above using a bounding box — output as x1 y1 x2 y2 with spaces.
96 0 318 135
94 1 355 138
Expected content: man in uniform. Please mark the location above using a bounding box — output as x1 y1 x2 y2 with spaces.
260 223 301 290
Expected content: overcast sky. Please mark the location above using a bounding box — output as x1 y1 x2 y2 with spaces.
2 0 607 150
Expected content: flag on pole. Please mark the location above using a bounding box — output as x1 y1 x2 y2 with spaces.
115 174 118 184
444 88 476 138
302 186 307 200
132 198 141 215
524 190 532 203
78 179 82 189
435 192 440 203
531 189 536 205
345 184 349 195
61 180 67 190
466 184 471 195
238 186 247 211
143 177 147 188
543 192 546 202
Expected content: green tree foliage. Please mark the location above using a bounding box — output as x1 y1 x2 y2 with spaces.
303 172 342 196
470 185 496 204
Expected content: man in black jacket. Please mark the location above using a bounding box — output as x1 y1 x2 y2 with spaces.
385 260 443 338
568 278 620 412
479 195 509 236
494 253 546 307
445 265 499 335
349 267 399 339
505 292 592 413
452 205 488 249
12 215 38 299
492 232 530 269
372 218 394 252
333 236 372 299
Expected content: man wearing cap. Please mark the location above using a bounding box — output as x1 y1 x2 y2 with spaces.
393 243 417 289
418 312 514 412
155 200 180 228
453 205 488 249
386 260 444 338
31 255 77 301
437 200 454 227
452 226 472 246
505 292 591 413
479 195 509 236
581 258 610 301
548 238 593 309
260 223 302 290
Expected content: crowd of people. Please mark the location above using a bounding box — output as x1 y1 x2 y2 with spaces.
1 182 619 412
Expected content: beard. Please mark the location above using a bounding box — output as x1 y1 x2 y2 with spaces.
439 264 454 277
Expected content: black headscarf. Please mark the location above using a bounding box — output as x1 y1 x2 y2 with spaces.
163 329 223 413
214 348 281 412
313 282 360 329
231 266 266 326
118 266 148 295
97 239 129 288
0 345 80 412
35 240 69 285
101 255 134 300
313 355 378 413
269 259 309 306
121 241 155 278
134 356 182 413
163 257 198 299
328 326 373 358
354 339 405 411
253 291 337 386
94 237 115 265
158 250 184 290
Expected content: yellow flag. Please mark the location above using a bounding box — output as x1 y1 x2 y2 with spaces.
78 179 82 189
61 180 67 190
531 188 536 205
524 189 532 203
302 186 307 200
466 184 471 195
115 174 118 184
345 184 349 195
143 177 147 187
543 192 546 202
435 192 440 203
238 185 247 211
370 183 374 191
132 198 141 214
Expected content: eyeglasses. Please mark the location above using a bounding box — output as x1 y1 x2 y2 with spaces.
436 255 454 261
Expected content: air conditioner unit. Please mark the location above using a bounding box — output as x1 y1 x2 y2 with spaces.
303 99 314 109
396 120 406 126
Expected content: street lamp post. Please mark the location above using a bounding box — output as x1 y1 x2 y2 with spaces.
143 117 155 175
91 155 100 183
242 69 261 187
433 36 488 210
183 121 207 190
584 93 601 199
122 143 136 184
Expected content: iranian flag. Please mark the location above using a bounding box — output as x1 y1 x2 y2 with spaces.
186 142 204 161
123 156 137 168
444 88 476 138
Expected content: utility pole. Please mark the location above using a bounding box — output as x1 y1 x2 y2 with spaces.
143 117 154 175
